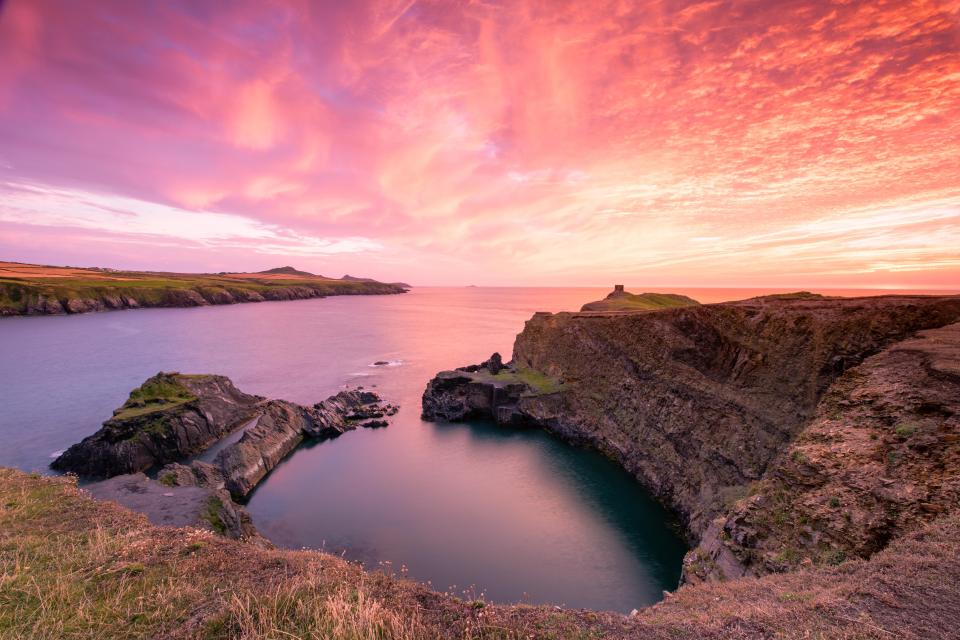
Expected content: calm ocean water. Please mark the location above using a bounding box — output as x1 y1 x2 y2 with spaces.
1 286 952 611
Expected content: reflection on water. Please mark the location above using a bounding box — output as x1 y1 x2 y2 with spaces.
1 286 950 611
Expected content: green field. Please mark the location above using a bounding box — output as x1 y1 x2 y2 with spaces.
0 263 407 316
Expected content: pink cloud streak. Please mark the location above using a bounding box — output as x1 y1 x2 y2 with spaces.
0 0 958 286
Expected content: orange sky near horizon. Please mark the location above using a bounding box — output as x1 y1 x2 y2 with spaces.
0 0 958 287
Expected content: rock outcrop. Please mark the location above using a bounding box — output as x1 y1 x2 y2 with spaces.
208 390 392 499
422 353 561 427
423 293 960 584
53 373 397 537
51 373 263 478
84 472 261 541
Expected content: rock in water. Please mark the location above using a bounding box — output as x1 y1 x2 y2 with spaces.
51 372 263 478
55 373 396 538
212 389 388 499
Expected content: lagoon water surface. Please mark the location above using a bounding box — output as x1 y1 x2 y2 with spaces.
4 286 911 611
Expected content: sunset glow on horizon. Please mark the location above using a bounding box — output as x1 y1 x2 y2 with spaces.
1 0 958 287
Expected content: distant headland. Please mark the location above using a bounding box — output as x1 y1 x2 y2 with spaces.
0 261 408 317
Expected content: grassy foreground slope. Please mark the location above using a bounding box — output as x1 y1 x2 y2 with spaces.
0 262 407 316
2 468 958 639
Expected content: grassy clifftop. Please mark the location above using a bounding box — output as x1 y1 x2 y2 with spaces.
0 262 407 316
3 468 959 638
580 287 700 312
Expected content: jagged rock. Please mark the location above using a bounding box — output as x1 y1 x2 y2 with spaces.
215 390 389 499
422 359 552 426
51 373 263 478
56 373 396 539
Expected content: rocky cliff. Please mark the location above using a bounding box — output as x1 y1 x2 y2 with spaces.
423 293 960 584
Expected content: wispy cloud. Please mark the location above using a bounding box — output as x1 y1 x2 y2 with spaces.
0 0 957 285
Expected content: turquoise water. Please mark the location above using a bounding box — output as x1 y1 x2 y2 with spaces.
3 286 938 610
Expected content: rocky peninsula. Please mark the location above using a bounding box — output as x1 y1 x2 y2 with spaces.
0 261 408 317
52 372 396 538
423 290 960 598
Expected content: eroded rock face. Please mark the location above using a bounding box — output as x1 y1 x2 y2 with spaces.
685 322 960 581
51 373 263 478
508 295 960 536
421 353 556 428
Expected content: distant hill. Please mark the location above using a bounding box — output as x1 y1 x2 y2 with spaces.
258 266 316 277
580 285 700 312
343 274 411 289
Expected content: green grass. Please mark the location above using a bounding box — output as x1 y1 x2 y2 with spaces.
581 292 700 312
471 367 562 395
894 422 917 438
201 497 227 536
111 375 197 421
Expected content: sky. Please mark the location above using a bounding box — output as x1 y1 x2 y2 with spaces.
0 0 958 287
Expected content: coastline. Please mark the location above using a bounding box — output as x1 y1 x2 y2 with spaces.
0 261 408 317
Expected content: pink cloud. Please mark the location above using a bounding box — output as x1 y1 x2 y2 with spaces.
0 0 958 286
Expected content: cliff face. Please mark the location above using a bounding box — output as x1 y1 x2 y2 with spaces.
423 293 960 585
686 321 960 581
509 295 960 536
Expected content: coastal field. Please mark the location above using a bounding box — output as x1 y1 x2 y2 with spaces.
0 262 407 316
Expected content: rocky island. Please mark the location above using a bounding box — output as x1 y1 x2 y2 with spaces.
52 372 396 539
0 261 408 316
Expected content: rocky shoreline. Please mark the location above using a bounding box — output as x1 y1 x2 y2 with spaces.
53 372 396 539
422 291 960 585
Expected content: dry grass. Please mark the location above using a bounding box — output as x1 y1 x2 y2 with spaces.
2 468 959 639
